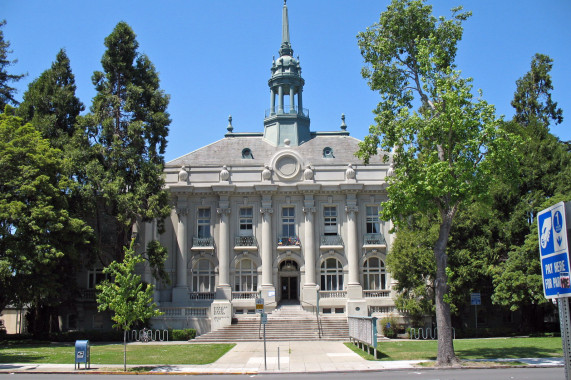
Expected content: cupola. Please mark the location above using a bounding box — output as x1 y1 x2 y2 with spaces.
263 1 310 147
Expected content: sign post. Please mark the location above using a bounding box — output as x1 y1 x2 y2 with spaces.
471 293 481 333
538 201 571 379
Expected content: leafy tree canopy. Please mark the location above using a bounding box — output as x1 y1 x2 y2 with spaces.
0 111 90 312
357 0 519 365
96 240 162 370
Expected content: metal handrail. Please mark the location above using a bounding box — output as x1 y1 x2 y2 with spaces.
300 300 322 339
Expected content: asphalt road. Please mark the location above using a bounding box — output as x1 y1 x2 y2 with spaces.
0 367 564 379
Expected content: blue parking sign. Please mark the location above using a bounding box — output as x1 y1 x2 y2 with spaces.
538 202 570 298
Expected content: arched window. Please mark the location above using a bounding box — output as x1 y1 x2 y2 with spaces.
363 257 386 290
234 258 258 292
320 258 343 291
191 259 215 292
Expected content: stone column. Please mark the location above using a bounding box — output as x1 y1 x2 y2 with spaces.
289 86 295 113
298 88 303 112
260 207 274 286
278 85 284 113
259 194 276 305
176 205 188 288
303 206 316 286
302 194 318 307
270 88 275 115
346 205 360 286
216 206 231 299
172 202 189 305
345 197 365 315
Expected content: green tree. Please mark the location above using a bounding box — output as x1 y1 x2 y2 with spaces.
18 49 85 149
386 212 438 327
96 240 162 371
82 22 171 267
356 0 517 365
0 20 25 109
0 110 90 315
16 49 91 333
491 54 569 328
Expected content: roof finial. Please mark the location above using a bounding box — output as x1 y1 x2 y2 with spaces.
279 0 293 56
340 114 347 131
227 115 233 132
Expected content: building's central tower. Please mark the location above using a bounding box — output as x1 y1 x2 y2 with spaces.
263 0 310 147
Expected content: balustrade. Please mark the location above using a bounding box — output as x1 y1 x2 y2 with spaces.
363 233 386 246
363 290 390 298
320 235 344 247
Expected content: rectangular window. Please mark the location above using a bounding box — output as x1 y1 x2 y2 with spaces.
281 207 295 237
239 207 254 236
366 206 380 234
87 269 107 289
324 206 337 235
197 208 211 238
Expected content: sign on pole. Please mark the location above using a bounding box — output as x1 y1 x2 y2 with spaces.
255 298 264 314
470 293 481 305
538 201 571 298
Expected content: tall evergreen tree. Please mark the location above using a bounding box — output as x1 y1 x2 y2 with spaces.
83 22 171 266
0 20 25 110
492 54 569 327
17 49 91 334
18 49 84 149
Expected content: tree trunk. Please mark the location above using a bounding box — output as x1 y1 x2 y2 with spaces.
123 328 127 371
434 210 460 366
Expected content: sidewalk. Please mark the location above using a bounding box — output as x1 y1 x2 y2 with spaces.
0 340 564 374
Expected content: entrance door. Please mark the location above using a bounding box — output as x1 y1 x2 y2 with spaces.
280 276 299 301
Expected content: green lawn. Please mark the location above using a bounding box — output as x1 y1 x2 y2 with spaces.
346 337 563 361
0 342 235 365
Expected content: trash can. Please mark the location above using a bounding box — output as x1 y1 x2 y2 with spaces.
74 340 90 369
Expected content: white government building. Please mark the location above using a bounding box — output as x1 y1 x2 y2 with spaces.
139 2 400 335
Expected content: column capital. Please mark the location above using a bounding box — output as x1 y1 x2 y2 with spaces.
345 205 359 214
217 208 231 216
260 207 274 214
176 207 189 216
303 206 316 214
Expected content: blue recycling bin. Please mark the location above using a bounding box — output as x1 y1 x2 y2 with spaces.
74 340 90 369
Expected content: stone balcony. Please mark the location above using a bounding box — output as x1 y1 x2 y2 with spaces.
191 236 215 251
320 235 344 250
277 236 301 250
234 236 258 251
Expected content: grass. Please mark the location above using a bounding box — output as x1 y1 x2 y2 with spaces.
0 341 235 365
346 337 563 361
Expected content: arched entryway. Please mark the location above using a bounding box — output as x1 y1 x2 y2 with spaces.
279 259 300 303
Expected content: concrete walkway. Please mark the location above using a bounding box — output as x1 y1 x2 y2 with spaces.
0 341 564 374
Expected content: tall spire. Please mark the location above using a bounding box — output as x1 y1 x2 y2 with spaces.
279 0 293 57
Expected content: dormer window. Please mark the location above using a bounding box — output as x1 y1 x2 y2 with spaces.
242 148 253 159
323 147 334 158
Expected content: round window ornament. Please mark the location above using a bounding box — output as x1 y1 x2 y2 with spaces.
275 154 300 179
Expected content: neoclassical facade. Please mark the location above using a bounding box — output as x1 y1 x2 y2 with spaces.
141 2 399 334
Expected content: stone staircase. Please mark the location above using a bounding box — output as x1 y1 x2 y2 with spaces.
193 304 349 342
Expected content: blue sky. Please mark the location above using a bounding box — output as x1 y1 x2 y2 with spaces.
4 0 570 162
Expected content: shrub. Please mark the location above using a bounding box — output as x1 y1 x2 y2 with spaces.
380 316 399 339
169 329 196 341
